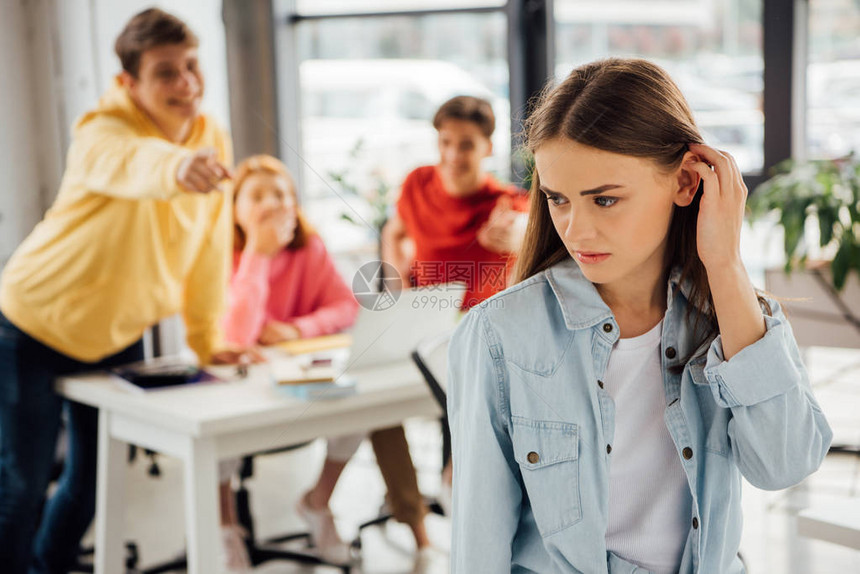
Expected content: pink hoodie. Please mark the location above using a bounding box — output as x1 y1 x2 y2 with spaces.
223 234 360 347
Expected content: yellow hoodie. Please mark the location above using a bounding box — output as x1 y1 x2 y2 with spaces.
0 78 233 363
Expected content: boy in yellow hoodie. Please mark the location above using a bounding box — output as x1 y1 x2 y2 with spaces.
0 9 240 573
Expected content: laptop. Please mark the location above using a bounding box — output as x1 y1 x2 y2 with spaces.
344 282 465 372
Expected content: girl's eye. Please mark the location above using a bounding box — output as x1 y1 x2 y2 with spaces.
545 193 568 207
594 196 618 207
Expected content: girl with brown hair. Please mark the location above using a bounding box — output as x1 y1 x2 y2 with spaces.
219 155 440 571
218 154 360 570
447 58 832 573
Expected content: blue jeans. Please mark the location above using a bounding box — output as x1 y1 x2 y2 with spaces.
0 312 143 574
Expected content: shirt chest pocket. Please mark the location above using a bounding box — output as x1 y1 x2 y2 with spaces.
511 417 583 536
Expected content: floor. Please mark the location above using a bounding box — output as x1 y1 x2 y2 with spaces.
79 345 860 573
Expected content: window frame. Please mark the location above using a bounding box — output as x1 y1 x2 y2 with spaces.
225 0 807 197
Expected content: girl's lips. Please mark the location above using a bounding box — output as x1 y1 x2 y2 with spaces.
574 251 610 264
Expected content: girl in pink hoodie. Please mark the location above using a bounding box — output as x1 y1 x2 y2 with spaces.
224 155 358 346
218 155 361 570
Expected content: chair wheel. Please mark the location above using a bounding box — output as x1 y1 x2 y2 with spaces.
125 541 139 569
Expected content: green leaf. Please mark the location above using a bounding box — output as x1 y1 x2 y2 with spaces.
771 158 796 176
781 198 809 259
816 201 836 247
851 238 860 288
832 234 852 291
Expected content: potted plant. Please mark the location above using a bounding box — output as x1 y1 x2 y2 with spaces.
328 139 396 234
327 139 398 292
748 153 860 349
749 153 860 290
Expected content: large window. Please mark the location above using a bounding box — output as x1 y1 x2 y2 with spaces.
262 1 831 249
285 6 510 251
807 0 860 158
295 0 507 13
554 0 764 174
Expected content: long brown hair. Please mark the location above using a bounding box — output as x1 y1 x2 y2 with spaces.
232 154 314 252
516 58 714 327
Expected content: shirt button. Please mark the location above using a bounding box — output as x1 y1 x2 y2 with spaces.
603 323 613 333
606 444 612 454
527 451 540 464
665 347 677 359
597 380 604 389
683 447 694 460
692 516 699 529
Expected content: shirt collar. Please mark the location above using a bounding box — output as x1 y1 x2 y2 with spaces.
544 258 694 331
544 258 612 331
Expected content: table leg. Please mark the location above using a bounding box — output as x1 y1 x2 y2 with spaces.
94 409 126 574
183 437 220 574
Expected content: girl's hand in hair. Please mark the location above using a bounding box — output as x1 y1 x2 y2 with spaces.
686 143 748 273
687 143 765 359
244 205 296 257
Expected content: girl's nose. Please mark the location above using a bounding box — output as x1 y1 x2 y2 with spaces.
564 207 597 242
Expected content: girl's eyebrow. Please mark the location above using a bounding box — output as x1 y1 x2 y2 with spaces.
539 184 624 196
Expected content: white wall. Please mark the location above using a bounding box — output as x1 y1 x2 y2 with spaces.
0 0 229 267
0 1 50 266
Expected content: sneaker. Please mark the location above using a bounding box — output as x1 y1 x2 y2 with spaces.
412 546 448 574
219 524 252 573
295 492 355 566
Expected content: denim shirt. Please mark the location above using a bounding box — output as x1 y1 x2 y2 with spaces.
447 258 832 574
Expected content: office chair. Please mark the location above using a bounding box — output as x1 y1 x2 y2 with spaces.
411 331 452 471
117 442 355 574
410 331 453 502
343 331 454 548
233 445 355 573
65 447 155 573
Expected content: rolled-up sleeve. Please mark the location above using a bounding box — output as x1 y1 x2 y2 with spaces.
703 299 833 490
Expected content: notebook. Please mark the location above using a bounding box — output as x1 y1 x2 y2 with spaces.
275 333 353 356
269 357 338 385
111 358 221 393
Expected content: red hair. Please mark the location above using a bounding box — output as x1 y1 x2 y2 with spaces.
232 155 314 251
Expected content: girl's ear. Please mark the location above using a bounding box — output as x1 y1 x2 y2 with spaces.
674 151 702 207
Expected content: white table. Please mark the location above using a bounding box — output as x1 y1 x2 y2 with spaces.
56 356 441 574
797 497 860 551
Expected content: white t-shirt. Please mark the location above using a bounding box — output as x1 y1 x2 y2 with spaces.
604 320 692 574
